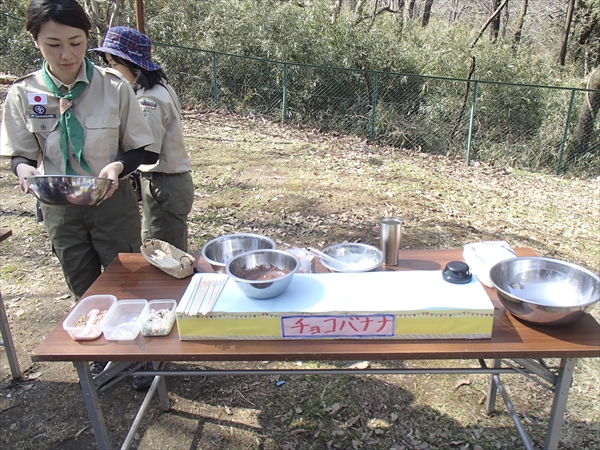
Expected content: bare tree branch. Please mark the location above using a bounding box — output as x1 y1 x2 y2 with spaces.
469 0 509 49
354 6 400 27
108 0 124 29
84 0 106 34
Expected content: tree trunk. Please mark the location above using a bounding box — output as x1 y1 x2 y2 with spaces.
558 0 575 65
422 0 434 27
566 66 600 164
575 10 599 75
501 0 509 38
450 56 477 142
133 0 144 34
331 0 343 23
490 0 501 43
513 0 529 44
448 0 458 24
405 0 416 21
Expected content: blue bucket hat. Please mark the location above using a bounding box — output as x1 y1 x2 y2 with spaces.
90 26 161 71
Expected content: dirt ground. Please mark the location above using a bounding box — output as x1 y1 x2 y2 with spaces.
1 83 599 450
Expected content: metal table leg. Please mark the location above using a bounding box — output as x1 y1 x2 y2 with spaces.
120 362 170 450
0 290 21 379
485 358 501 412
74 361 112 450
154 361 170 412
544 358 577 450
492 373 535 450
485 358 579 450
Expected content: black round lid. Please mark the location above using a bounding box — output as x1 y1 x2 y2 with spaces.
442 261 472 284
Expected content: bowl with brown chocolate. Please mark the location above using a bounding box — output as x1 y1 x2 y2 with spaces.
226 249 300 299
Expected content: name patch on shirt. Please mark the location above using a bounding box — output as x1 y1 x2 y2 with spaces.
138 97 157 115
29 114 56 119
27 93 48 105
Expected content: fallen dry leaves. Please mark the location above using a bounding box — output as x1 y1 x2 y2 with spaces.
0 107 598 450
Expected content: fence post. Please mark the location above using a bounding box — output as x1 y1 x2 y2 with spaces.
370 71 379 141
465 81 478 165
556 89 576 175
281 63 288 124
212 52 218 107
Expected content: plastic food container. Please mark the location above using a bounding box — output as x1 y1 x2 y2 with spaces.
101 299 147 340
63 295 117 341
140 299 177 336
285 246 314 273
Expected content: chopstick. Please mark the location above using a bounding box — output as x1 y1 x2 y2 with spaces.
200 276 228 315
188 279 211 316
199 281 215 315
150 249 180 268
182 275 202 315
180 274 229 317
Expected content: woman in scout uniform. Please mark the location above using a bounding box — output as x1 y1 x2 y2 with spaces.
0 0 158 299
92 27 195 252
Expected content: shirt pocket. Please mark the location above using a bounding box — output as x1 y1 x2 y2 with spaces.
83 115 121 169
26 115 59 134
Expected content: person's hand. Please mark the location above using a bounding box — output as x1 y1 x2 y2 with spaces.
15 164 41 194
98 161 124 201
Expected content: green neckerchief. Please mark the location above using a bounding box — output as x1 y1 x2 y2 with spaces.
41 57 94 175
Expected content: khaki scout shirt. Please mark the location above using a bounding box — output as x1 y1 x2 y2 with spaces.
136 83 190 174
1 62 156 176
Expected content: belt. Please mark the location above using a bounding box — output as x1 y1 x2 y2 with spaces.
140 172 186 179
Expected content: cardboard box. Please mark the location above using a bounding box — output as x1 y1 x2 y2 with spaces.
176 271 494 340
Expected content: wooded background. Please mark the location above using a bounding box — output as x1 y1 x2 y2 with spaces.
1 0 598 176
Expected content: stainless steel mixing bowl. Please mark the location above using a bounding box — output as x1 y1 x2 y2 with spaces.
201 233 277 273
25 175 112 206
319 243 383 273
226 249 300 299
489 257 600 326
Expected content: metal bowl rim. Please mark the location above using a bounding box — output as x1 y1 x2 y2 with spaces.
320 242 383 272
225 249 300 284
25 175 111 181
25 175 112 205
489 256 600 308
200 233 277 266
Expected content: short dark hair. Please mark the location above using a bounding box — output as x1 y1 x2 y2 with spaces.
103 53 168 91
26 0 92 40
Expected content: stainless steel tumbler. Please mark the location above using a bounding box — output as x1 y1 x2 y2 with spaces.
380 217 403 266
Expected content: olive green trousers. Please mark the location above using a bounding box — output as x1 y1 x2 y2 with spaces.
140 171 194 252
41 182 141 299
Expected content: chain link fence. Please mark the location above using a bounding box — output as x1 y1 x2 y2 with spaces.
1 12 598 176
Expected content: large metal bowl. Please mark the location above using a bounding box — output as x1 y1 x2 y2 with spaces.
489 257 600 326
25 175 112 206
226 249 300 299
201 233 277 274
319 243 383 273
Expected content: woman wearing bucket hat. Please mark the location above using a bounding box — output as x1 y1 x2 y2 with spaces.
1 0 158 299
92 26 194 253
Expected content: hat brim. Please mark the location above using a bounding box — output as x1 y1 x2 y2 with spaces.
88 46 162 72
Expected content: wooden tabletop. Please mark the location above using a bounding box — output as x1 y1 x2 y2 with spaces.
0 228 12 243
32 248 600 363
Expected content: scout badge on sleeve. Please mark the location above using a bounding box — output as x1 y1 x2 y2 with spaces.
138 97 157 115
